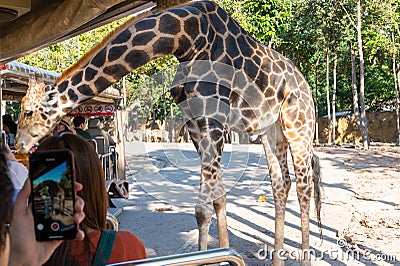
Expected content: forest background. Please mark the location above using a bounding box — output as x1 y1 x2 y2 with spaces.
16 0 400 148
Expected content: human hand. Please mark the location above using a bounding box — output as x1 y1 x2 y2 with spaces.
8 179 85 265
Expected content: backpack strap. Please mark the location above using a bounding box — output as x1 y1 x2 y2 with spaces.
92 230 117 266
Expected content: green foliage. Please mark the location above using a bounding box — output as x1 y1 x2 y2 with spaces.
242 0 293 46
17 0 400 119
19 17 131 72
215 0 250 31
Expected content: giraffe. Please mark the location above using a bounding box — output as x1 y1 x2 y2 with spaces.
33 180 65 217
15 1 322 264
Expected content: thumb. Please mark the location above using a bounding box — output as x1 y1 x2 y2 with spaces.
14 178 31 213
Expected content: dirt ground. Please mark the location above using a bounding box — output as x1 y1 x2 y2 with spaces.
315 144 400 265
118 142 400 265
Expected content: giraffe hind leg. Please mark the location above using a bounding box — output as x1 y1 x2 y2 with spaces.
260 123 291 266
283 133 314 265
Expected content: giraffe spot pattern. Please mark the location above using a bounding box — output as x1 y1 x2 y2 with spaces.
193 36 207 51
244 59 259 80
58 81 69 93
225 35 240 58
184 17 200 40
125 50 150 69
237 35 253 57
77 84 94 96
94 77 112 92
133 19 156 33
68 89 78 102
177 35 192 56
172 8 190 18
104 64 128 80
131 32 156 47
216 5 228 22
210 35 224 59
60 95 68 104
153 37 175 55
209 13 226 33
277 80 286 101
108 45 128 62
159 14 181 35
111 29 132 45
84 67 98 82
91 48 107 68
71 71 83 86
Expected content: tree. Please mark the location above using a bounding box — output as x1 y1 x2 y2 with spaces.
241 0 294 47
341 0 369 149
16 0 400 145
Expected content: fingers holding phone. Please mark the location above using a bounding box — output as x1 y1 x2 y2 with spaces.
73 181 85 241
9 178 85 265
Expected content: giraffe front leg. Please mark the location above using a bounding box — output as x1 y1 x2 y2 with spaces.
190 118 228 250
213 181 229 248
195 188 214 251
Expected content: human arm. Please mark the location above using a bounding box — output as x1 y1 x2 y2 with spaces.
107 133 116 146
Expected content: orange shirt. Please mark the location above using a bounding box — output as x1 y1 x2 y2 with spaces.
72 230 147 265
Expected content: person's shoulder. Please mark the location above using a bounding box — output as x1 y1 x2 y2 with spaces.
111 230 147 261
116 230 142 242
83 130 92 138
115 230 145 249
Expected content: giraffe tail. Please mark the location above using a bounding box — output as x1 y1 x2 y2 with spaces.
311 153 323 239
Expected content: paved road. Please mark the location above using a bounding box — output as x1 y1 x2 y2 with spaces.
111 142 396 265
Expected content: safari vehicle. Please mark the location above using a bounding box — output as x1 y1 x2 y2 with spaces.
0 61 127 229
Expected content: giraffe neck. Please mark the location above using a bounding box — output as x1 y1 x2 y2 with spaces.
55 1 218 107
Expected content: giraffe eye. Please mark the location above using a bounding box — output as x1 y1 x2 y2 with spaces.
25 111 33 118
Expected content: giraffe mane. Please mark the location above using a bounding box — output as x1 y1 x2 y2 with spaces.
55 10 154 84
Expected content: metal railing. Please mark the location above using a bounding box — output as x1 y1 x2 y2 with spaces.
108 248 245 266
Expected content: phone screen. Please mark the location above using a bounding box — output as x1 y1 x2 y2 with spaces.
29 150 77 241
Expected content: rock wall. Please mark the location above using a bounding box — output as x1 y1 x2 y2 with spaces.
317 112 399 143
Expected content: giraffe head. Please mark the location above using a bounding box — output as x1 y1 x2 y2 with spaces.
15 79 65 153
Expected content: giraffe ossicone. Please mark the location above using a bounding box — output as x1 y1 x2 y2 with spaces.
16 2 322 265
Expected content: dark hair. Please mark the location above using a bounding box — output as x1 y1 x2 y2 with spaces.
40 134 108 265
2 114 13 121
73 116 86 128
3 120 17 135
0 148 14 253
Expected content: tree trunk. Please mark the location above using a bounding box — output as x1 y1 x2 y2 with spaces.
392 32 400 146
332 53 337 144
326 51 332 145
357 0 369 149
350 41 362 144
170 100 175 142
315 56 320 145
396 63 400 146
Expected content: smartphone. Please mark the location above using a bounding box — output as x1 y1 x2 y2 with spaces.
29 150 77 241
